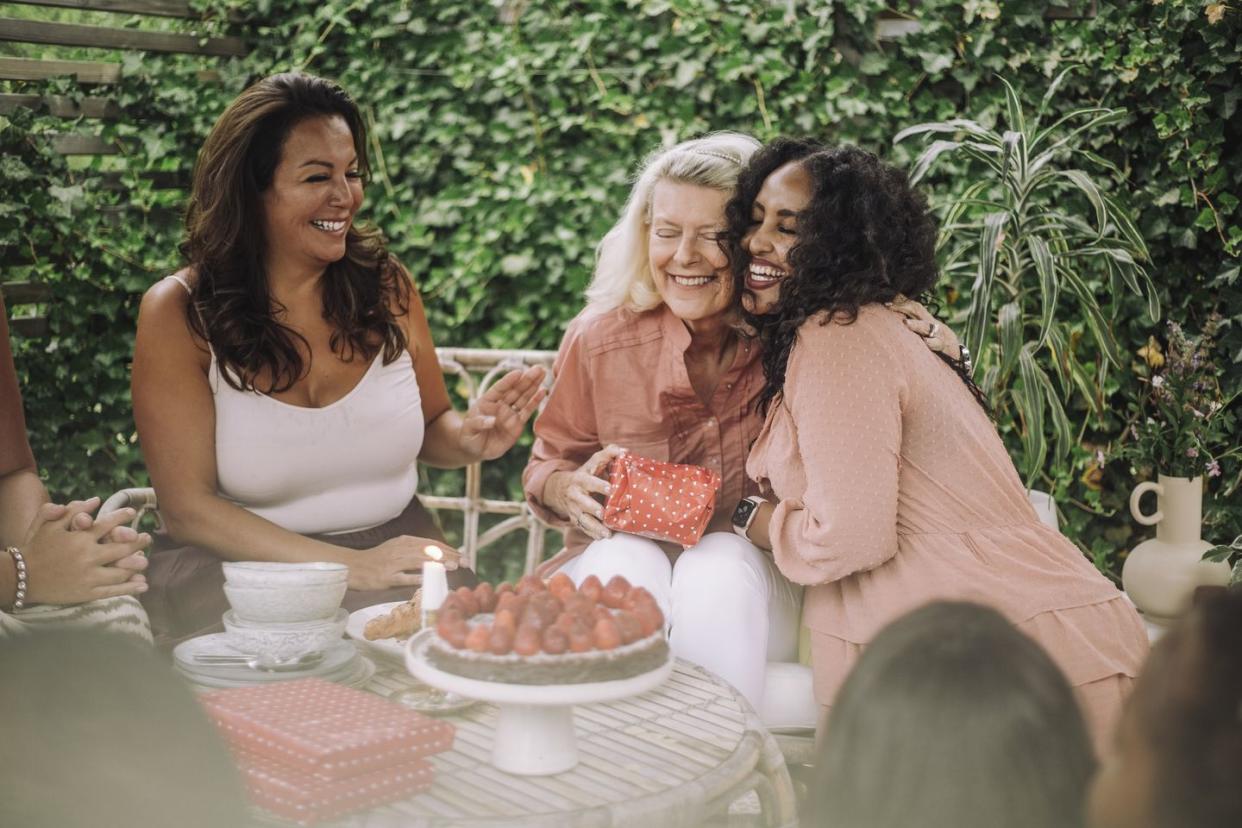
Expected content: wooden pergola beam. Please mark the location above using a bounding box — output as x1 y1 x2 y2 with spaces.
0 17 247 57
0 56 121 84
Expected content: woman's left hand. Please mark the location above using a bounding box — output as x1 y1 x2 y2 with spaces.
459 365 548 461
887 295 962 361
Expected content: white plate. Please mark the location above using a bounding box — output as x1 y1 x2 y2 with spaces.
185 654 375 691
346 601 415 662
175 636 357 684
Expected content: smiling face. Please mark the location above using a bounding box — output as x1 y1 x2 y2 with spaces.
260 114 364 276
740 160 814 315
647 180 733 326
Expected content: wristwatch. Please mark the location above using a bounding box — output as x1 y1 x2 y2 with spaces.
958 344 974 376
731 496 767 539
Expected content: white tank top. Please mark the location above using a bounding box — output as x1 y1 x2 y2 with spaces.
168 275 423 535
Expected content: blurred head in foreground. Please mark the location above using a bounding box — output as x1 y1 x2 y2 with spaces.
0 629 251 827
1089 586 1242 828
812 601 1094 828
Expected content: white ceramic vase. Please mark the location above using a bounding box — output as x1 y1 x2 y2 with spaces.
1123 474 1231 626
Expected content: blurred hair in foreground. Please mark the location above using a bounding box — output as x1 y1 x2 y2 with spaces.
812 600 1094 828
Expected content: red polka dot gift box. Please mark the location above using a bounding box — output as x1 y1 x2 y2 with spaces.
200 678 453 823
603 453 721 547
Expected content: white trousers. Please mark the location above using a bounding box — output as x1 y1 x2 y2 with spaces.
559 531 802 712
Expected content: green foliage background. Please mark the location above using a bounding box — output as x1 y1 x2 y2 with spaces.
2 0 1239 580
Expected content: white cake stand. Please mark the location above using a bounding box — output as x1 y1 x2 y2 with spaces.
405 629 673 776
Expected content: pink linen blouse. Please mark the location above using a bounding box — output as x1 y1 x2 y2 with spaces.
524 304 764 575
746 305 1147 705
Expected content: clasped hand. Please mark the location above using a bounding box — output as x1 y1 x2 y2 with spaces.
19 497 151 606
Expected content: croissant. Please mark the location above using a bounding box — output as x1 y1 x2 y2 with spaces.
363 589 422 640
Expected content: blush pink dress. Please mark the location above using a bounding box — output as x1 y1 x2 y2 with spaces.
745 305 1148 746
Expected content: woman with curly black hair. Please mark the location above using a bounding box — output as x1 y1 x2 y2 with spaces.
725 138 1148 748
132 73 544 646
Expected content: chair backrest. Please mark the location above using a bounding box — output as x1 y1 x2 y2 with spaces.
426 347 557 573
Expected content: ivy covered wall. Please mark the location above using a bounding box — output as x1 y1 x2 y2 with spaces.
2 0 1238 579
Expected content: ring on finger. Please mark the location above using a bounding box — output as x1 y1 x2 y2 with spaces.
928 322 939 338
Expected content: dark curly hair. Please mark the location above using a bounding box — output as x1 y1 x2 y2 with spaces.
726 138 984 414
181 72 410 393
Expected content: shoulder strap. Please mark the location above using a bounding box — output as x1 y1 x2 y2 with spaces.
166 273 192 295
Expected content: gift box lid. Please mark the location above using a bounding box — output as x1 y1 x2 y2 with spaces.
200 678 454 781
236 748 435 826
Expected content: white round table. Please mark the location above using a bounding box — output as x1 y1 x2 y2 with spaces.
406 629 674 776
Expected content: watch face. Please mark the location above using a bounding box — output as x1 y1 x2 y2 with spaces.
731 499 757 528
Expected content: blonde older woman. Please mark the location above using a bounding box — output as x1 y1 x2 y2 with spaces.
523 133 957 711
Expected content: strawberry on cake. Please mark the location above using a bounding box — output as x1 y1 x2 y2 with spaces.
426 573 669 685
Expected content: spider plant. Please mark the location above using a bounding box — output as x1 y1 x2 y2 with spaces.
895 69 1161 484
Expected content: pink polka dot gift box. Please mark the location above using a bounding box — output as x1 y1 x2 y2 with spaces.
200 678 453 823
235 749 434 826
603 453 721 547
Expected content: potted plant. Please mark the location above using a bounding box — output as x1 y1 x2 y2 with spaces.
1118 315 1239 623
895 69 1160 485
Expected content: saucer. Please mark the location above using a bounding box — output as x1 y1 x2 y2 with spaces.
174 636 358 687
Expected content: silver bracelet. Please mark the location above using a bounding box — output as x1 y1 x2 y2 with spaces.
958 344 974 376
6 546 27 611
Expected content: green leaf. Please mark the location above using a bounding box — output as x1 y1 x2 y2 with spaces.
998 301 1023 381
1033 108 1127 154
1027 235 1057 346
893 119 999 145
1015 346 1047 484
999 75 1026 138
1058 265 1124 367
1034 362 1074 461
1000 130 1022 188
966 212 1007 359
1058 170 1108 236
1036 65 1078 125
910 140 960 184
1193 207 1219 231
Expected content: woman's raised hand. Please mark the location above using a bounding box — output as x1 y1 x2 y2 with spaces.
351 536 461 591
20 498 152 606
542 444 627 541
888 295 963 361
459 365 548 462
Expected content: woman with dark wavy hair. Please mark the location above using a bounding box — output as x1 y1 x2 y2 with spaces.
132 73 544 647
725 138 1148 747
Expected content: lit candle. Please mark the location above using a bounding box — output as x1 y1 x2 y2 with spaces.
421 545 448 628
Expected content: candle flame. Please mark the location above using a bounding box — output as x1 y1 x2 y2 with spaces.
424 545 443 562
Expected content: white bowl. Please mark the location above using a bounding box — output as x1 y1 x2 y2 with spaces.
222 561 349 588
222 608 348 661
223 581 347 623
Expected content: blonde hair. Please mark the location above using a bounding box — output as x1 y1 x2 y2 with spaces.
583 132 761 316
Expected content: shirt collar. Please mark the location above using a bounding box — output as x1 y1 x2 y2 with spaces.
658 302 695 355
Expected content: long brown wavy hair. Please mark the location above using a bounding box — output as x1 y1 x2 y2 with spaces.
181 72 410 393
